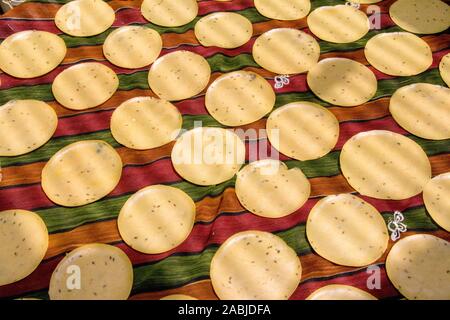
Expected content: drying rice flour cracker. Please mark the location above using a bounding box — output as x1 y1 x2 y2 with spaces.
118 185 196 254
194 12 252 49
235 159 310 218
55 0 115 37
0 100 58 156
52 62 119 110
205 71 275 126
171 127 245 186
252 28 320 75
49 243 133 300
266 101 339 161
389 83 450 140
389 0 450 34
307 5 370 43
210 230 302 300
42 140 122 206
0 30 66 78
0 210 48 286
307 58 377 107
110 96 182 150
340 130 431 200
364 32 432 76
306 194 389 267
386 234 450 300
423 173 450 232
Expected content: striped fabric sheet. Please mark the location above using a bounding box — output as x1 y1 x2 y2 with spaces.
0 0 449 300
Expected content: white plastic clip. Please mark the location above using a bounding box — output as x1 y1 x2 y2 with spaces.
274 75 290 89
387 211 407 241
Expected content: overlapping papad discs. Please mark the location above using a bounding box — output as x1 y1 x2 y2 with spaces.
254 0 311 20
340 130 431 200
160 294 198 300
389 0 450 35
266 102 339 161
386 234 450 300
52 62 119 110
440 53 450 87
235 160 310 218
55 0 115 37
252 28 320 75
306 194 389 267
141 0 198 27
171 127 245 186
0 30 66 78
110 97 182 150
205 71 275 126
0 100 58 156
423 173 450 232
194 12 252 49
41 140 122 207
307 5 369 43
118 185 196 254
148 50 211 101
307 58 377 107
306 285 378 300
364 32 432 76
49 243 133 300
210 230 301 300
0 210 48 286
103 26 162 69
389 83 450 140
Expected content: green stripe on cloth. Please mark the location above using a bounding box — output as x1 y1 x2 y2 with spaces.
0 63 444 106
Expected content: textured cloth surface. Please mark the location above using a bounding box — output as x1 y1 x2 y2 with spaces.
0 0 449 300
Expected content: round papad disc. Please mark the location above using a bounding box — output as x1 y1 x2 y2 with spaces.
252 28 320 75
118 185 196 254
148 50 211 101
171 127 246 186
52 62 119 110
423 173 450 232
235 159 310 218
266 101 339 161
306 285 378 300
389 0 450 34
307 5 370 43
0 30 66 78
194 12 252 49
205 71 275 126
254 0 311 21
141 0 198 27
55 0 115 37
306 194 389 267
340 130 431 200
0 210 48 286
41 140 122 207
386 234 450 300
389 83 450 140
110 96 182 150
364 32 432 76
307 58 377 107
210 230 302 300
49 243 133 300
440 53 450 87
0 100 58 156
103 25 162 69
